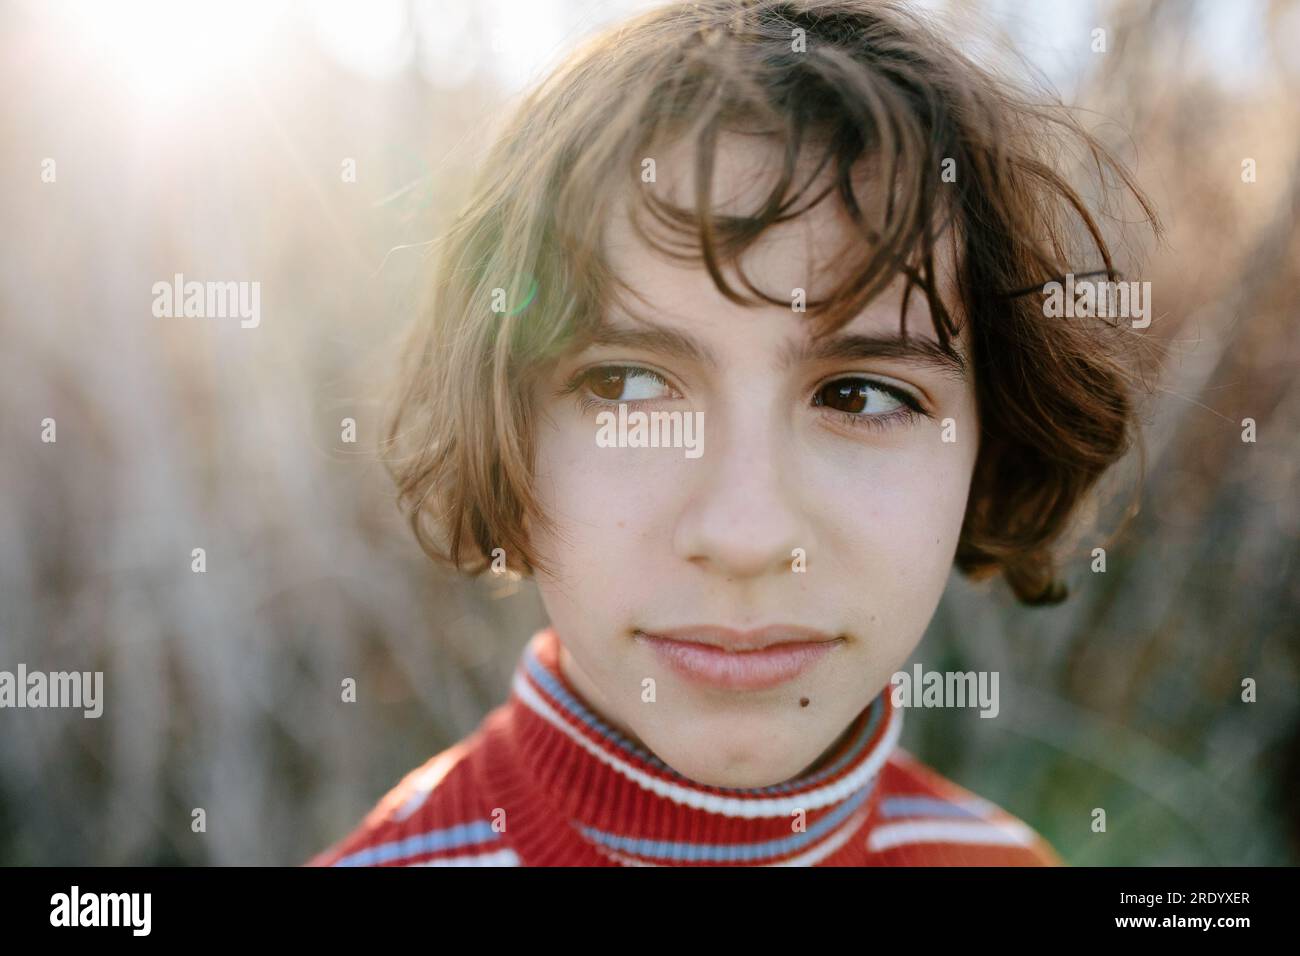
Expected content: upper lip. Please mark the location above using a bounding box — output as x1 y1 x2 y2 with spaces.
634 625 842 652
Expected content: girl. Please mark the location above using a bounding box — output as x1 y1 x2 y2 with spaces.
311 0 1156 867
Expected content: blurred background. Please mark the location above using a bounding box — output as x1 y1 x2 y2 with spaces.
0 0 1296 865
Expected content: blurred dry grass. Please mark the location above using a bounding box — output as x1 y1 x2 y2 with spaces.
0 0 1296 865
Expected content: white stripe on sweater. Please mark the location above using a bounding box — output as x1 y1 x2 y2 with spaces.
392 747 470 822
866 817 1037 852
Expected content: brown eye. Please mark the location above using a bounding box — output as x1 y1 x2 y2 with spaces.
573 365 675 403
813 378 909 416
816 379 870 413
588 367 626 401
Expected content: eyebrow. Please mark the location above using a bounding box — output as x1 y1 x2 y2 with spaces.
584 318 968 380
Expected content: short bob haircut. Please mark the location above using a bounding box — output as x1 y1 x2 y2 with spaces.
384 0 1160 606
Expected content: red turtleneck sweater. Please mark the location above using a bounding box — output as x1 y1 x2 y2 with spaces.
308 627 1061 866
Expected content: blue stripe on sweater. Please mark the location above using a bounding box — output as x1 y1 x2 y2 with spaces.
332 820 500 867
576 779 875 863
878 796 984 819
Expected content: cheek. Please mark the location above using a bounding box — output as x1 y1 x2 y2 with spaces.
804 427 977 603
529 414 682 580
855 447 972 549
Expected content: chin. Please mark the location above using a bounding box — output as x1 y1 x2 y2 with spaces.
664 749 811 789
642 724 818 789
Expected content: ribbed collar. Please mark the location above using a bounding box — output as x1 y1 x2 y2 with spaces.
491 626 902 866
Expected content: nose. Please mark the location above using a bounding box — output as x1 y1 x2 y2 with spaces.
671 406 809 582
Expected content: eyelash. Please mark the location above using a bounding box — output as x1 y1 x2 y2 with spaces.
559 364 927 432
559 364 682 415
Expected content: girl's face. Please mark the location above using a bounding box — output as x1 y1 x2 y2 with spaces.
527 135 980 788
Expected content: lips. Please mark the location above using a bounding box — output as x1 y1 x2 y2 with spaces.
634 625 844 691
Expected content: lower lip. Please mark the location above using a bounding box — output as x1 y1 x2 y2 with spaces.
637 634 842 691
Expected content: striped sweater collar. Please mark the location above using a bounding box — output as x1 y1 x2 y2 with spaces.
503 626 902 865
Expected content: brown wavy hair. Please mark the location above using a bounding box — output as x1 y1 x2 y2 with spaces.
383 0 1161 606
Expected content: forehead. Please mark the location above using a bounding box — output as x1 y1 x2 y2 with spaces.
602 130 964 347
